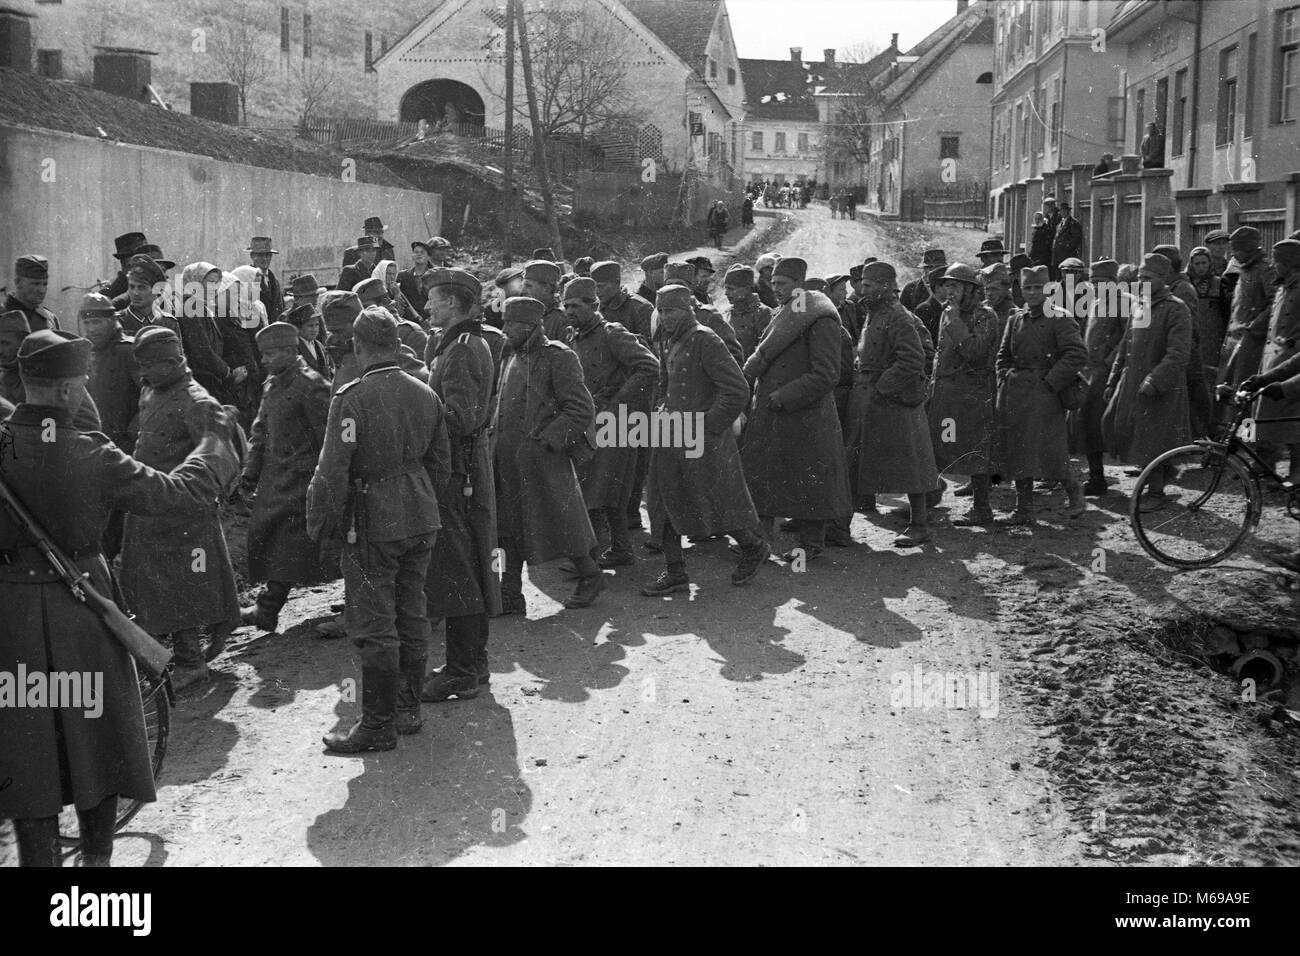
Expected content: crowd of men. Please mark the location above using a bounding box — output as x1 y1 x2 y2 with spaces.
3 199 1299 867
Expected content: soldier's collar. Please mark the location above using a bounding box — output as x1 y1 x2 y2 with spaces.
8 403 72 426
360 361 402 378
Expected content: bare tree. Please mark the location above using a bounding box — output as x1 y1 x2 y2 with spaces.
292 59 338 127
207 2 271 124
821 43 885 174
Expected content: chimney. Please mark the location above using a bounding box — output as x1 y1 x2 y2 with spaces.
93 46 158 101
790 46 802 63
824 48 835 67
0 7 35 72
890 33 899 49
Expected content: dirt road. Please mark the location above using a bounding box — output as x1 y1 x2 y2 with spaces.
4 207 1297 867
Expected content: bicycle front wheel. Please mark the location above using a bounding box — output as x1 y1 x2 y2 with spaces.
1130 443 1261 569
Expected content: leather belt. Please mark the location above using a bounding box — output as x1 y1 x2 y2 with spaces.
0 544 101 566
355 461 424 485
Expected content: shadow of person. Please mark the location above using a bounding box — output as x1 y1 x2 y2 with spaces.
307 697 531 865
233 615 357 711
159 673 241 788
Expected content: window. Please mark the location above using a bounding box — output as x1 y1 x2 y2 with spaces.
1155 75 1168 133
36 49 62 79
1172 68 1187 154
1033 87 1044 153
303 12 312 58
708 57 717 79
1050 76 1062 150
993 116 1001 167
1018 101 1028 158
708 132 721 159
798 132 809 152
1244 33 1257 137
940 135 960 159
833 160 846 179
727 67 736 85
1217 46 1238 145
774 131 786 152
365 31 373 71
280 6 290 53
1134 86 1145 147
751 130 764 151
1107 95 1125 143
1279 7 1300 122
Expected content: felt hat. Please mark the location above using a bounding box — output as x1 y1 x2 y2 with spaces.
563 277 598 301
502 296 546 326
247 237 278 255
524 259 562 286
773 257 808 284
640 252 668 271
321 291 363 332
132 326 183 361
724 264 755 288
655 284 695 311
590 261 621 283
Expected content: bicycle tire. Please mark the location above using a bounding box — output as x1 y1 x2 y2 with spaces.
1130 442 1261 569
58 672 171 845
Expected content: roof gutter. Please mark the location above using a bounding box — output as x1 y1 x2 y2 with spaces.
1186 0 1203 188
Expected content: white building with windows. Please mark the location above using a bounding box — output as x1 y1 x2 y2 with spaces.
738 49 832 185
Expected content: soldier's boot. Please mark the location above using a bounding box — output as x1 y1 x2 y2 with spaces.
13 815 60 867
422 615 481 701
498 545 525 616
924 477 948 510
642 564 690 596
995 479 1036 527
395 661 426 735
600 506 635 566
1064 478 1086 518
203 619 235 662
76 794 116 867
894 494 933 547
170 628 208 691
323 665 398 753
952 475 994 526
564 555 605 609
731 532 770 586
825 515 857 547
1083 452 1109 496
474 613 492 687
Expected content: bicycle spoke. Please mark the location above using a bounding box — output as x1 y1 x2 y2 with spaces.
1133 447 1255 568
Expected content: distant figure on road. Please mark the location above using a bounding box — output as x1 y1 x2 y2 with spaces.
845 191 858 221
742 194 754 227
707 201 730 250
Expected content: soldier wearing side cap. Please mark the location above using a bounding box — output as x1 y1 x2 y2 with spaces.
0 310 102 433
419 269 501 702
722 264 772 362
637 252 668 304
102 232 148 302
522 259 571 343
1068 258 1126 496
663 262 744 368
1216 226 1277 409
119 326 242 691
564 277 659 571
5 255 61 333
0 329 241 868
321 291 365 394
308 306 451 752
494 296 603 613
592 260 653 343
237 322 333 634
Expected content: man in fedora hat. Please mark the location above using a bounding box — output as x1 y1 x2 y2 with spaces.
340 216 395 272
900 249 947 313
103 232 148 301
6 255 60 332
289 273 323 311
248 236 284 325
337 236 380 292
110 244 176 311
686 255 716 306
1050 201 1084 281
976 238 1007 268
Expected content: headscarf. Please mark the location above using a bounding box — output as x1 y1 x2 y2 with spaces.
226 266 267 329
181 261 222 318
373 259 398 293
1187 246 1216 295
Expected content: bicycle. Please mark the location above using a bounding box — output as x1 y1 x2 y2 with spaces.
57 669 172 845
1130 389 1300 569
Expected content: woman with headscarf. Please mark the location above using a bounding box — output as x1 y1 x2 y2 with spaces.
177 262 243 403
219 267 264 424
372 259 421 326
1186 246 1226 383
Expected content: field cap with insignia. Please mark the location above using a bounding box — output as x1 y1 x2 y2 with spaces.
132 325 183 361
256 322 300 351
352 276 388 306
321 291 363 332
18 329 92 378
285 302 317 327
773 257 808 284
861 261 897 287
563 277 597 301
655 284 695 311
502 296 546 326
1089 258 1120 281
127 254 166 286
1020 265 1050 286
353 305 400 348
979 262 1010 283
663 262 694 285
640 252 668 271
524 259 562 286
15 254 49 279
78 292 117 320
290 274 321 296
590 261 621 283
723 263 755 288
427 268 482 299
0 310 31 335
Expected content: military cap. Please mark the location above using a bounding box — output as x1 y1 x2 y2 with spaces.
77 292 117 320
663 262 695 285
773 257 808 284
363 216 386 232
353 305 400 348
0 310 31 335
655 284 695 311
920 248 947 268
977 238 1007 257
640 252 669 271
863 257 879 266
590 260 622 283
1229 226 1261 249
754 252 782 272
290 273 321 296
132 325 183 360
1271 239 1300 269
942 263 981 287
573 257 594 275
427 236 451 250
410 238 432 253
1140 252 1173 279
126 254 166 286
686 255 715 274
848 264 864 282
494 266 525 287
804 277 828 292
1116 263 1141 283
247 236 278 255
18 329 91 378
15 254 49 279
1204 229 1230 243
1057 257 1087 273
826 273 850 289
979 262 1010 283
1009 254 1032 273
524 259 562 286
321 291 363 332
531 247 557 262
723 263 755 288
256 321 300 350
1089 258 1120 281
352 277 388 305
284 302 318 328
113 232 147 261
502 296 546 326
563 276 598 301
355 235 379 250
926 265 948 285
426 268 482 299
1150 244 1183 271
135 244 174 271
861 261 897 287
1020 265 1051 286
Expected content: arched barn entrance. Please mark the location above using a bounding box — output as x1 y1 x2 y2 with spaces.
399 79 486 129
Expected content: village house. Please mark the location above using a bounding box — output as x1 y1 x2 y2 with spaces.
737 48 835 187
813 39 900 199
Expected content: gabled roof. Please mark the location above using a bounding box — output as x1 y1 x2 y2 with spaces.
874 2 992 107
739 57 833 121
621 0 722 76
816 43 900 96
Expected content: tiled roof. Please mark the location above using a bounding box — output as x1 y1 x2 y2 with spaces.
875 2 992 106
739 57 833 121
622 0 722 74
817 44 899 96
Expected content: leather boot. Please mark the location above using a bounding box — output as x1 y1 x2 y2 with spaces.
170 628 208 691
952 474 994 526
77 794 117 867
1064 478 1086 518
564 571 605 609
422 615 480 701
996 479 1036 527
13 815 61 867
323 664 398 753
395 662 426 735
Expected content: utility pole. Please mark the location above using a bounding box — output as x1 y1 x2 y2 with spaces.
502 0 516 266
513 0 564 260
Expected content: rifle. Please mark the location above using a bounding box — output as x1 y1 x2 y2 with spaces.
0 472 172 679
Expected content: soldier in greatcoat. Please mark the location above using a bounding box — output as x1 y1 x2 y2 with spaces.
308 308 450 752
844 262 939 547
642 285 769 596
1 310 101 432
1101 252 1192 504
755 253 781 309
1068 258 1126 497
593 260 654 343
664 262 744 367
1152 244 1210 438
928 264 1002 526
636 252 668 305
1250 239 1300 478
419 269 502 702
1216 227 1277 418
565 277 659 568
321 290 364 393
0 330 240 867
722 264 773 361
494 296 603 613
740 258 850 561
993 265 1087 526
119 327 241 690
522 260 572 344
237 322 332 633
